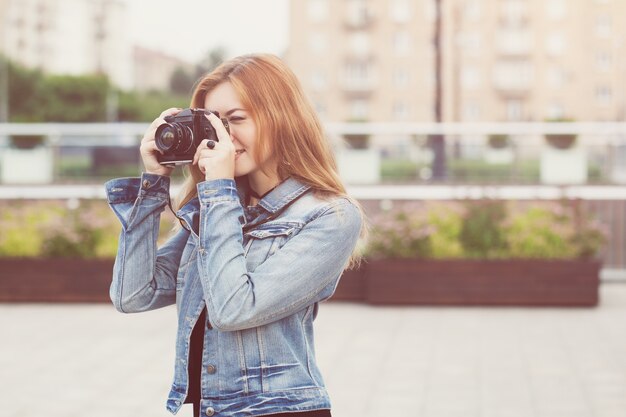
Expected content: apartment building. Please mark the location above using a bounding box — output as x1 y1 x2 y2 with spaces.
0 0 133 89
133 46 194 92
285 0 626 123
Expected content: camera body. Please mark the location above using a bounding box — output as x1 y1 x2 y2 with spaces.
155 108 229 166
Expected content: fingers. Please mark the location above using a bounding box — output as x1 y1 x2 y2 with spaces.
140 139 162 155
143 108 182 142
192 139 205 165
207 112 232 144
160 107 182 119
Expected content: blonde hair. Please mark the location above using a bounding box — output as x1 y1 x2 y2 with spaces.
176 53 367 269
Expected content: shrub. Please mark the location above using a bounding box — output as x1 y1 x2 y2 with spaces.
487 134 510 149
366 200 606 260
365 203 434 259
459 201 509 259
0 199 176 259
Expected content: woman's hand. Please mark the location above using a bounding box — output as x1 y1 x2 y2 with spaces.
193 113 235 181
139 108 181 177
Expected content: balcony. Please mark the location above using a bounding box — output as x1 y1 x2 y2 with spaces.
492 62 533 95
496 32 532 57
341 78 376 96
344 7 375 30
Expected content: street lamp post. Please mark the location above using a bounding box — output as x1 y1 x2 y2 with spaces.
431 0 447 180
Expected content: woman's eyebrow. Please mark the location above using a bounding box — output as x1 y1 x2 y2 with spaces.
225 108 245 116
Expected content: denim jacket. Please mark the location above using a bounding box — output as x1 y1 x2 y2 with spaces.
104 173 362 417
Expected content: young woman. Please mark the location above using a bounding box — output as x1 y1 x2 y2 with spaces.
105 54 366 417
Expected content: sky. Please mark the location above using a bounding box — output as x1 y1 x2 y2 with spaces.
125 0 290 63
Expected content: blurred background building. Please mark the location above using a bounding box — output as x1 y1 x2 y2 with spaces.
286 0 626 123
0 0 137 90
133 46 195 92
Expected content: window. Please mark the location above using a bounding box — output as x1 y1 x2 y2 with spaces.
393 68 410 88
506 100 523 121
464 0 481 21
547 102 564 119
463 101 481 121
308 33 327 53
501 0 527 25
392 31 410 56
546 0 567 20
596 86 612 104
425 0 436 22
390 0 411 23
493 61 533 90
392 101 409 120
307 0 329 22
460 33 482 55
547 67 566 89
311 70 327 91
343 61 375 90
497 29 531 55
461 66 481 90
346 0 371 27
595 51 612 71
545 33 566 56
348 32 370 56
350 99 369 120
314 101 327 117
595 14 611 37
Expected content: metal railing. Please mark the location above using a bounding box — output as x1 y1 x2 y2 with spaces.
1 121 626 184
2 122 626 272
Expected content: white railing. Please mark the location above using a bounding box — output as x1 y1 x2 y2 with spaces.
1 121 626 138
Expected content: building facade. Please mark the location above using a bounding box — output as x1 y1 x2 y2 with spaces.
285 0 626 123
133 46 194 92
0 0 133 89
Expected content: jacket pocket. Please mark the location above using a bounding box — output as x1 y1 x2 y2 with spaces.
244 223 300 270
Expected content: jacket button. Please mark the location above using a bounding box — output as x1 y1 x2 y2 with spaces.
205 407 215 416
206 364 216 374
142 179 150 188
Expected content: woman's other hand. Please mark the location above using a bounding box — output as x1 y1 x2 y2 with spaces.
139 108 181 177
192 113 236 181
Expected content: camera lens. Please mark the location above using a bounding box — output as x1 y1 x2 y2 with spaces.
155 123 193 154
159 128 176 150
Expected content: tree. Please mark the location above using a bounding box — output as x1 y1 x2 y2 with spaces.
41 74 110 122
169 67 196 96
7 61 46 122
195 47 226 78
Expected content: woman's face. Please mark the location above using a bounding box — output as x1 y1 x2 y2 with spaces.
203 82 274 178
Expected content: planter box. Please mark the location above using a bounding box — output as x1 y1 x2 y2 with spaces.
332 267 366 302
336 259 600 307
540 145 587 185
0 147 54 184
0 258 114 303
336 149 381 184
0 258 601 307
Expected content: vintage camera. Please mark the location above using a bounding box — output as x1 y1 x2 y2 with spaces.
155 108 230 166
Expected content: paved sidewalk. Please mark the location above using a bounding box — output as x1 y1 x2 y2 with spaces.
2 284 626 417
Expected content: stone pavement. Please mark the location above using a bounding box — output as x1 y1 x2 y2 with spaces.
2 284 626 417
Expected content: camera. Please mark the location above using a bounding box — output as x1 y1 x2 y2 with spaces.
155 108 230 166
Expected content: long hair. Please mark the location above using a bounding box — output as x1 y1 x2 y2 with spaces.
176 53 367 269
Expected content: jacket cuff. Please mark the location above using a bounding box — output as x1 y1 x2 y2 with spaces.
105 173 170 204
197 178 239 204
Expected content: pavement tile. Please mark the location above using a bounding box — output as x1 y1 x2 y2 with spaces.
2 284 626 417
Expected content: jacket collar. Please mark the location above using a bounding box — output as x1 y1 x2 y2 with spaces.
176 176 311 233
257 177 312 214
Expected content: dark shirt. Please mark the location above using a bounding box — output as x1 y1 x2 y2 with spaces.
183 308 206 404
